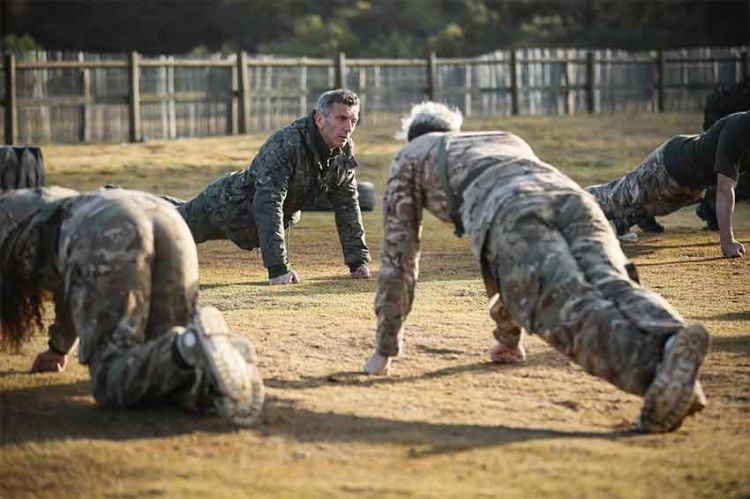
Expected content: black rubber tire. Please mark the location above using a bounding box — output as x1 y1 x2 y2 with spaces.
356 180 376 212
0 146 46 190
703 80 750 130
304 180 377 212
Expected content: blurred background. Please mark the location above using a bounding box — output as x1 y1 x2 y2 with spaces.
1 0 748 143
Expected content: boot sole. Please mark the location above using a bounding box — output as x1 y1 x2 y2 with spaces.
637 324 709 433
194 306 265 426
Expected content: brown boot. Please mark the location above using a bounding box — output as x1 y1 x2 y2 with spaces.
637 324 709 433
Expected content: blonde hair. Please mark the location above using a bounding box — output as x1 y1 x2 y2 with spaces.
395 101 463 141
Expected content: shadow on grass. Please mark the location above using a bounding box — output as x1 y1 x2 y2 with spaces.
0 379 232 445
259 396 637 455
1 360 634 451
197 270 484 296
265 350 564 391
696 311 750 321
708 335 750 354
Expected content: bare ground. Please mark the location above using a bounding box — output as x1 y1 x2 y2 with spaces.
1 113 749 498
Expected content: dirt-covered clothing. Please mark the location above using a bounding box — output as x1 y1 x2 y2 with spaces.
176 111 370 277
375 132 689 395
664 112 750 187
1 188 201 407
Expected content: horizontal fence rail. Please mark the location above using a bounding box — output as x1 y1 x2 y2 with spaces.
1 46 748 144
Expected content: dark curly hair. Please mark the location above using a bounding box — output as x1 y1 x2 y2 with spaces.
0 229 46 351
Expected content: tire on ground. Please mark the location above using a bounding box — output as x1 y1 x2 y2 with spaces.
356 181 376 212
0 146 46 190
305 180 377 212
703 80 750 131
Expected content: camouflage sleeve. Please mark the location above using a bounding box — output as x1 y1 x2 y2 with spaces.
252 138 295 275
327 161 370 269
373 156 423 357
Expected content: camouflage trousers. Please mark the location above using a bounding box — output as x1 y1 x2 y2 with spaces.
173 173 261 251
60 195 201 407
585 142 704 228
482 190 688 395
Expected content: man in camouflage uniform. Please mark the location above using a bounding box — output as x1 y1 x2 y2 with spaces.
174 88 371 284
0 187 264 425
586 112 749 258
363 102 709 433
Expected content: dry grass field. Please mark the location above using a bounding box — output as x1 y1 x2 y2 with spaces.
1 112 748 498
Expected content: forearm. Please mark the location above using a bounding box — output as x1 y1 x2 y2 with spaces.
373 241 420 356
374 274 413 357
253 188 290 275
48 295 78 355
716 175 736 246
330 182 371 268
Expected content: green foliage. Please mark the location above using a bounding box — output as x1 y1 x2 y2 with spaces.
2 33 43 52
7 1 750 56
260 15 359 57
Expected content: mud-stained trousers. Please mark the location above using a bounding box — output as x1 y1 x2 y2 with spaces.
59 195 201 407
483 190 687 395
585 143 704 228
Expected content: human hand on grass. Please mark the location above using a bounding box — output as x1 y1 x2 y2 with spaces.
363 351 391 375
269 270 300 285
30 349 68 373
488 340 526 364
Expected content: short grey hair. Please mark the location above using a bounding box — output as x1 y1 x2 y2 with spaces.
315 89 360 114
396 101 463 141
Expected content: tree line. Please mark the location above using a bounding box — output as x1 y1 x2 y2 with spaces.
2 0 749 57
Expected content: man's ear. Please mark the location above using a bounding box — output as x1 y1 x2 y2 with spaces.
314 111 325 130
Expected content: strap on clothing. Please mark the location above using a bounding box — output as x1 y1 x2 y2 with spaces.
436 133 463 237
436 133 498 238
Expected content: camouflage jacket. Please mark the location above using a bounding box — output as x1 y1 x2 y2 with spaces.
237 111 369 276
374 132 582 356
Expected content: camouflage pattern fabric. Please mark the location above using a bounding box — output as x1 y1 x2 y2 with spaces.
585 142 704 229
2 189 211 408
175 111 370 274
375 132 690 396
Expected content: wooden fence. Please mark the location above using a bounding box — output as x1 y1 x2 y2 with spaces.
1 46 748 144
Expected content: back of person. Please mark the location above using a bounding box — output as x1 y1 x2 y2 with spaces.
664 111 750 187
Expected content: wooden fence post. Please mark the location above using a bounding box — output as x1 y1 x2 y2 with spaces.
656 49 666 113
585 50 596 114
335 51 346 88
236 51 250 134
3 53 17 144
426 51 437 101
127 51 141 143
79 52 91 142
509 49 519 115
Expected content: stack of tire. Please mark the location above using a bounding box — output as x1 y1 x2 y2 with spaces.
305 180 377 212
0 146 46 190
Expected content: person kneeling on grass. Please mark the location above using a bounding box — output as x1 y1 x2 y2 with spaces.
0 187 264 425
586 112 748 257
363 102 709 433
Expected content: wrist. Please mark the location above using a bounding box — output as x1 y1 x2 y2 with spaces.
268 264 290 279
47 339 67 356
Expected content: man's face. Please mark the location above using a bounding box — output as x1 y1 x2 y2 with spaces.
315 102 359 150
